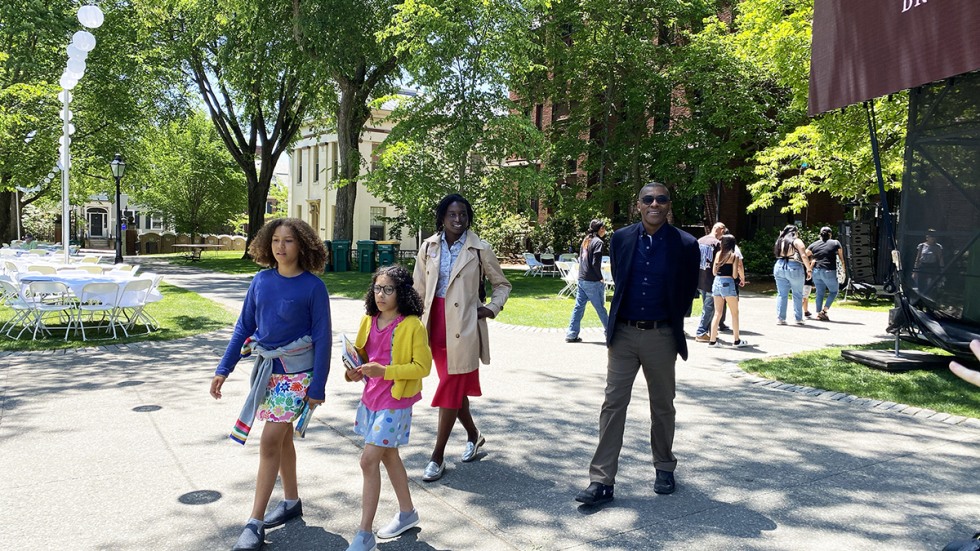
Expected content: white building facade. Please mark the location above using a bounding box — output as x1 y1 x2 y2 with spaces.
288 109 416 250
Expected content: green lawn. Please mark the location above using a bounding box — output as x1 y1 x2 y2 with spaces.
739 342 980 419
0 282 237 351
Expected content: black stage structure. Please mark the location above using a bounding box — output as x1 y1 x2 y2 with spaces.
810 0 980 361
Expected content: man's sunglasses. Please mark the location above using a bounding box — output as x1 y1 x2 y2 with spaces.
640 194 671 205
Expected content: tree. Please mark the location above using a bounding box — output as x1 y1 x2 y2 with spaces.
731 0 906 213
138 0 318 254
514 0 729 226
130 111 247 239
290 0 402 242
1 0 177 243
368 0 551 236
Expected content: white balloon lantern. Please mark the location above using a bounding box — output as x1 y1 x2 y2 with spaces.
72 30 97 52
77 5 105 29
60 73 79 90
67 44 88 61
66 57 86 77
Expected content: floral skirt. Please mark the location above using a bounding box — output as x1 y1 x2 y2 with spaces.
257 372 311 423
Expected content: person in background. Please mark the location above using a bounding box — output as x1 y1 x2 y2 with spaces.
913 229 945 295
695 222 732 342
773 225 812 325
413 194 511 483
708 234 748 347
566 219 609 343
807 226 846 321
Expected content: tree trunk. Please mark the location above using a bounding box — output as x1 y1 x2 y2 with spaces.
333 82 371 242
0 186 13 244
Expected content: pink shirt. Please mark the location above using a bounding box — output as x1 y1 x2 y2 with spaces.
361 315 422 411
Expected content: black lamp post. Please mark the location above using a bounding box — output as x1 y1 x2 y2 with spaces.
110 153 126 263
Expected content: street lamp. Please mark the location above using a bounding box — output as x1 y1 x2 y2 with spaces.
110 153 126 263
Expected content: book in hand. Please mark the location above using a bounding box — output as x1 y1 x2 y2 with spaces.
294 401 317 439
341 334 363 372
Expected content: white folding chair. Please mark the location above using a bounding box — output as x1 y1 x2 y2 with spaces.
74 265 105 275
557 261 579 298
539 253 558 277
21 280 75 340
558 253 578 262
601 265 615 292
27 265 57 275
71 282 123 340
116 278 155 334
0 279 34 339
79 255 101 264
523 253 544 277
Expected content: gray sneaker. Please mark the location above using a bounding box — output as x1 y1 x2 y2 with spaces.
377 508 420 539
345 530 378 551
232 522 264 551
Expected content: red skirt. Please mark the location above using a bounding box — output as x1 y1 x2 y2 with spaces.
429 297 482 408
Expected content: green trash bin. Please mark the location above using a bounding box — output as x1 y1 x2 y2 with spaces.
332 240 351 272
322 240 333 272
357 240 377 273
376 241 400 267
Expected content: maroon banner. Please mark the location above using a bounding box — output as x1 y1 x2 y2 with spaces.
809 0 980 116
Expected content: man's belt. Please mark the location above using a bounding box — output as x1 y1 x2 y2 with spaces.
621 319 670 330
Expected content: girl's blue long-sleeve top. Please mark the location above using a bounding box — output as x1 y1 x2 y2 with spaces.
215 269 332 401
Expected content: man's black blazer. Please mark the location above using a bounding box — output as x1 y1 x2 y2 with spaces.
606 222 700 360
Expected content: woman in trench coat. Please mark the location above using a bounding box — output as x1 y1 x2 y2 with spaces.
413 194 511 482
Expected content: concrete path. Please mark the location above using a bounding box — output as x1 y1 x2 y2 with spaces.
1 260 977 551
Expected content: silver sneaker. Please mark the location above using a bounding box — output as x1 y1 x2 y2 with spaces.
460 433 485 463
422 460 445 482
345 530 378 551
377 508 420 539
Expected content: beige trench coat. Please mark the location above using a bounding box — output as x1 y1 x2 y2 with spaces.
413 231 512 375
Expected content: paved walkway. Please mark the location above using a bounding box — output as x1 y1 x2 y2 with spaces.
1 260 977 550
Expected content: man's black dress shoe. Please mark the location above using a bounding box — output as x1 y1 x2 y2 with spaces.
575 482 614 505
654 470 675 495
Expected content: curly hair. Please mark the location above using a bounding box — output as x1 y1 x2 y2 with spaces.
364 264 424 317
248 218 327 273
434 193 475 232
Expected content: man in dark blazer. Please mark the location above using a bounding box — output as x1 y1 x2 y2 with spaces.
575 182 700 505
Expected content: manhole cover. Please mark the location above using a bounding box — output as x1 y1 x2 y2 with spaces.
178 490 222 505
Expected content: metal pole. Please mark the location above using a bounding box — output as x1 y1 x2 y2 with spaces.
15 189 20 241
61 90 70 264
114 174 123 263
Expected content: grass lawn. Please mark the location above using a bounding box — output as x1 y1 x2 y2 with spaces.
0 282 237 352
739 342 980 419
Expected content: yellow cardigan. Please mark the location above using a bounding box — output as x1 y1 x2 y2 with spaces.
352 314 432 400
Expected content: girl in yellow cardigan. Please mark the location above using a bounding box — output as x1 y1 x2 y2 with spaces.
345 264 432 551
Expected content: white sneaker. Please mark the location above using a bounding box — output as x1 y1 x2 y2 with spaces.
377 509 420 539
345 530 377 551
733 339 749 348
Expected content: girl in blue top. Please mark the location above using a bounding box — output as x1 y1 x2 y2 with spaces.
210 218 331 551
344 264 431 551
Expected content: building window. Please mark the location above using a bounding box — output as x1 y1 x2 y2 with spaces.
296 149 303 184
331 143 339 180
313 146 320 181
370 207 386 241
148 214 165 230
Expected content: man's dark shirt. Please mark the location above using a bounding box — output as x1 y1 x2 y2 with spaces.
619 224 669 321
